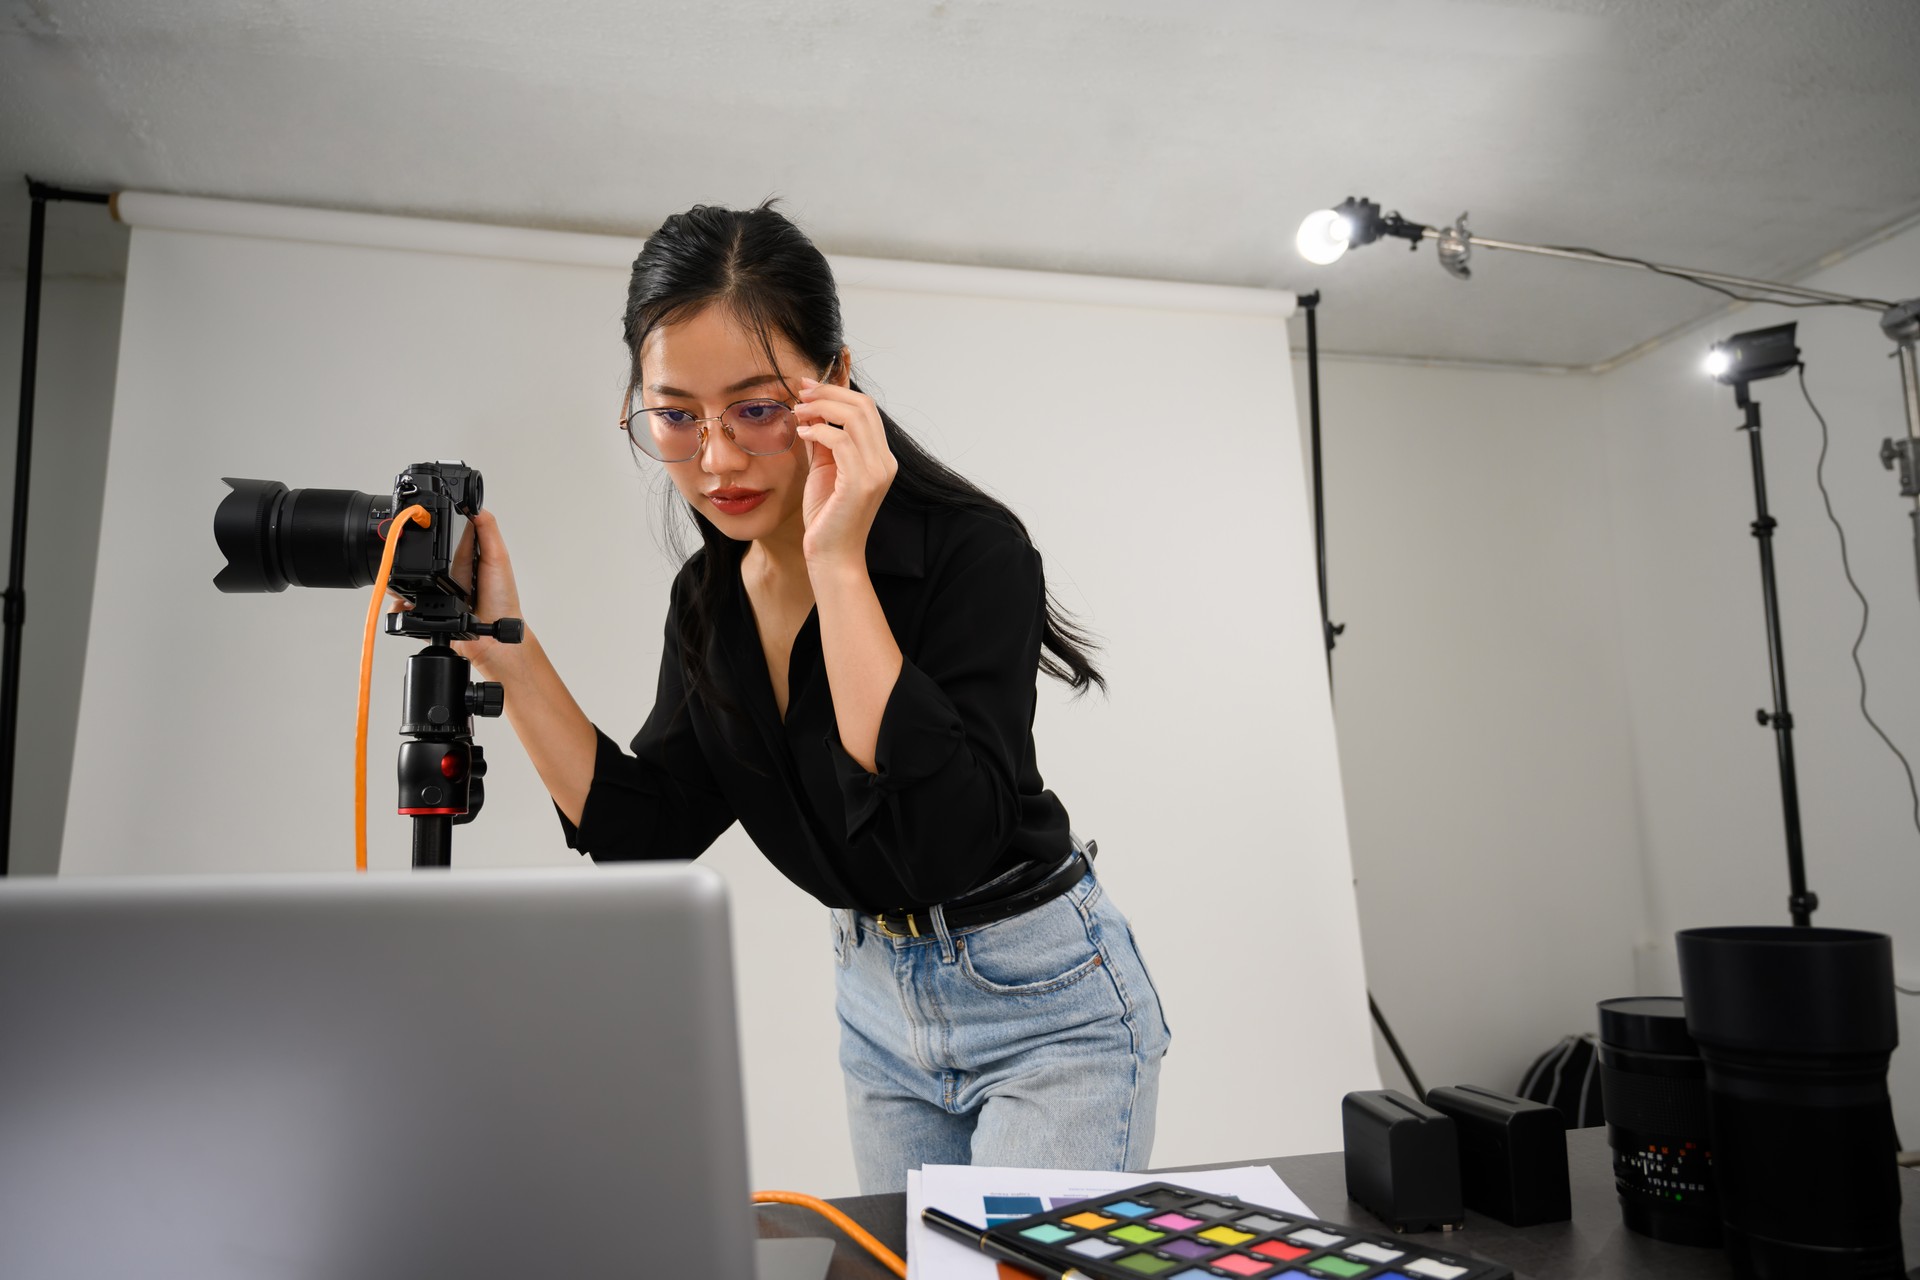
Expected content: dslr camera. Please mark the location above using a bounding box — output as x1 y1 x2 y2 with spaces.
213 460 483 611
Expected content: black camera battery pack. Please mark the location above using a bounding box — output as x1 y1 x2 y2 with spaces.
1426 1084 1572 1227
1341 1089 1464 1232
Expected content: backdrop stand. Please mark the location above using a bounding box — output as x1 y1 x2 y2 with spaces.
3 179 113 876
1298 290 1426 1098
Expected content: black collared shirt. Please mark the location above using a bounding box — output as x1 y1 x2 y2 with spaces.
556 491 1075 912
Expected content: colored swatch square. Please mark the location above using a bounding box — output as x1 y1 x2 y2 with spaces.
1404 1260 1469 1280
1161 1238 1215 1260
1185 1200 1240 1218
1117 1255 1178 1275
1289 1227 1345 1248
1149 1212 1203 1230
1068 1238 1125 1260
1253 1239 1311 1261
1197 1225 1256 1246
1307 1256 1370 1278
1346 1242 1406 1264
1019 1223 1075 1245
1237 1213 1290 1232
1110 1224 1167 1245
985 1196 1045 1216
1213 1255 1276 1276
1064 1211 1116 1230
1104 1200 1156 1217
1169 1272 1218 1279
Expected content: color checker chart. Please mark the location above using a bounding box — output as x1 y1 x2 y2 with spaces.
983 1182 1511 1279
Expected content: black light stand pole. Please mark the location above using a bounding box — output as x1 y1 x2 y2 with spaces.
3 179 112 876
1733 379 1818 927
1298 291 1425 1097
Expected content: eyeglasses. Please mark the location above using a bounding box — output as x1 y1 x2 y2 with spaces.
620 361 837 463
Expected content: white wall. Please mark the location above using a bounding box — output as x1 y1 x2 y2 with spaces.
1292 353 1651 1098
62 199 1377 1195
0 277 124 877
1597 220 1920 1145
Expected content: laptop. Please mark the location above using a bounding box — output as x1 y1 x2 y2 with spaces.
0 864 833 1280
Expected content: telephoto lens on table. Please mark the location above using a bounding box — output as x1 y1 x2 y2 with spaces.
1678 925 1905 1280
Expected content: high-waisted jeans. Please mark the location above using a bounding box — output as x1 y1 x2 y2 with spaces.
829 848 1173 1194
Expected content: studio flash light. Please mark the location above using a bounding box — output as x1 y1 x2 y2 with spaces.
1294 197 1429 266
1295 208 1353 265
1704 323 1800 386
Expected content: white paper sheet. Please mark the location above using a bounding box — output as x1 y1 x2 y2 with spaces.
906 1163 1314 1279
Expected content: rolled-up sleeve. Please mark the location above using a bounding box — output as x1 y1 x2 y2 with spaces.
556 602 737 862
823 529 1044 903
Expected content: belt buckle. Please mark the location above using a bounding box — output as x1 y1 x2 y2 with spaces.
874 911 922 939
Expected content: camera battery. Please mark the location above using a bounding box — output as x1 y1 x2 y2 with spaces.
1425 1084 1571 1227
1341 1089 1464 1232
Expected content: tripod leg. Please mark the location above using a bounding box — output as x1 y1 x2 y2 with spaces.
412 815 452 869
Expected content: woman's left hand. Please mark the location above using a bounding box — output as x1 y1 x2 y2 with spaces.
794 378 898 570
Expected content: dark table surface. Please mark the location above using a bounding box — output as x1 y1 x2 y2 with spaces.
754 1126 1920 1279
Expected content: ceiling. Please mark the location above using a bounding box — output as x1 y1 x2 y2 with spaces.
5 0 1920 368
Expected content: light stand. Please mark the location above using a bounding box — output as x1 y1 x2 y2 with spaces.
1709 324 1818 926
1874 299 1920 600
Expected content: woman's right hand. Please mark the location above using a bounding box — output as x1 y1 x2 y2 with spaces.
388 508 526 674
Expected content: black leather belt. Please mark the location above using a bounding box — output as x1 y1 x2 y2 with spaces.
869 842 1095 940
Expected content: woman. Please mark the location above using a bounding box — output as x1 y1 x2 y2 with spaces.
457 200 1171 1194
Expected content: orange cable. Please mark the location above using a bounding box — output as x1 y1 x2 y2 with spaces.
752 1190 908 1278
356 504 432 872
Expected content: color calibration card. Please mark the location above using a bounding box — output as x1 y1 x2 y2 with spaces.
984 1181 1511 1279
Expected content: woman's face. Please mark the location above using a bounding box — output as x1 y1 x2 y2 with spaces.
635 304 839 545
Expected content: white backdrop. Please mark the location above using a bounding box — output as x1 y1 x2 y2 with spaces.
68 194 1377 1194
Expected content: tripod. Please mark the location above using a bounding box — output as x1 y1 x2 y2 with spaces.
385 595 523 868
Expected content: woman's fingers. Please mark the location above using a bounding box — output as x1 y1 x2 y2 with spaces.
796 389 894 486
475 508 507 552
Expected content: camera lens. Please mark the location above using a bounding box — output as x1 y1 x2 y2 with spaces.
1678 926 1903 1279
214 478 383 593
1596 996 1719 1246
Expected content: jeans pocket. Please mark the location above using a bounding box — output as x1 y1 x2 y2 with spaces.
1124 920 1174 1048
956 893 1106 997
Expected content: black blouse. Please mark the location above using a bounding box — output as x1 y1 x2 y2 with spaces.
556 491 1075 912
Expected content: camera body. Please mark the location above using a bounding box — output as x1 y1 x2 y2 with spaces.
213 460 482 607
383 461 482 605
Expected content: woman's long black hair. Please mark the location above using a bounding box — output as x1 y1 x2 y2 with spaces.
622 199 1105 717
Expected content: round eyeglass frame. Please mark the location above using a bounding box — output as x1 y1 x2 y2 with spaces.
619 360 839 463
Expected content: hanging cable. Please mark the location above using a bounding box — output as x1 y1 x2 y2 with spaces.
1541 243 1890 310
1800 367 1920 852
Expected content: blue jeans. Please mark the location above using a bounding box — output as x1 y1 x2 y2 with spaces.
830 858 1173 1194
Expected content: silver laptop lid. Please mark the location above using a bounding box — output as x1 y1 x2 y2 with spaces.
0 864 757 1280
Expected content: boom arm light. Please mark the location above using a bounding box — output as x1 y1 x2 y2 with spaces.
1293 198 1430 265
1293 194 1920 603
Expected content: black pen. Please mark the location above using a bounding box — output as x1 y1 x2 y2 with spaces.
920 1206 1090 1278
